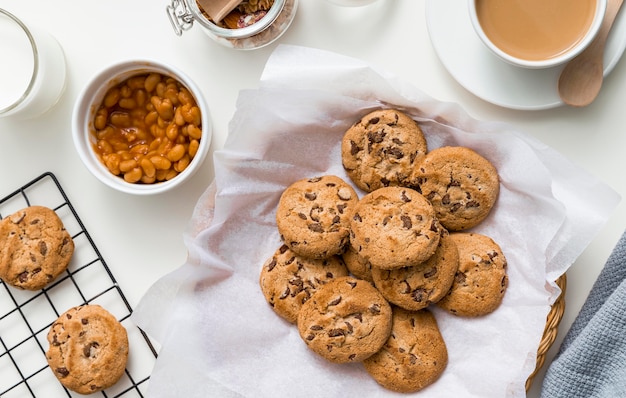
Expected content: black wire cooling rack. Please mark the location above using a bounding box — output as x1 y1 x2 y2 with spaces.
0 172 158 398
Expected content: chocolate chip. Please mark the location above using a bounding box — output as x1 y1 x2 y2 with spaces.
337 203 347 214
401 215 412 229
423 268 437 278
308 177 322 183
328 329 345 338
38 241 48 256
279 245 289 254
441 194 450 205
310 325 323 331
81 318 89 325
350 140 362 156
370 304 381 314
353 213 362 222
455 271 467 285
305 192 317 201
400 191 411 202
465 200 480 208
368 117 380 125
83 342 99 358
411 288 427 303
56 367 70 377
328 296 342 306
18 271 29 283
450 203 462 213
267 258 277 272
298 212 307 220
367 131 386 145
308 223 324 233
386 147 404 159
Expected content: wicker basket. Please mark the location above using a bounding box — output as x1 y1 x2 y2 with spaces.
525 273 567 391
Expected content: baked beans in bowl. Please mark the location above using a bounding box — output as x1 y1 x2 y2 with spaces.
72 60 212 195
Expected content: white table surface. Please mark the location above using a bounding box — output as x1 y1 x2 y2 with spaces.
1 1 625 396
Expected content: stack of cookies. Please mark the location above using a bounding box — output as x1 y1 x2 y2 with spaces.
259 109 509 393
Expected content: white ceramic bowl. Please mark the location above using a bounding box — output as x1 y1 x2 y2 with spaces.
468 0 607 69
72 60 212 195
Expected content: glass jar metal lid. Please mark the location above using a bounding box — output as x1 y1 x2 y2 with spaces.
167 0 296 49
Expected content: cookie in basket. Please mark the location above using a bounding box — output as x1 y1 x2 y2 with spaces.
341 244 374 283
363 307 448 393
276 175 358 259
259 244 349 324
437 232 508 317
349 186 441 270
46 304 129 394
297 276 392 363
341 108 428 192
371 229 459 311
0 205 74 290
411 146 500 231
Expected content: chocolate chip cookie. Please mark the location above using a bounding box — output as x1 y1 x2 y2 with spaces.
46 304 129 394
363 307 448 393
0 206 74 290
297 276 392 363
341 109 428 192
259 244 349 324
371 229 459 311
349 186 441 270
437 232 508 317
411 146 499 231
341 244 374 283
276 175 358 259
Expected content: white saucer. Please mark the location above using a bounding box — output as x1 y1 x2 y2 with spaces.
425 0 626 110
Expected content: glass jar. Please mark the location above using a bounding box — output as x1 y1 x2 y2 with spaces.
0 8 66 119
167 0 298 50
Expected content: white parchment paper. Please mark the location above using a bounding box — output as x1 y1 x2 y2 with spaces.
133 45 621 398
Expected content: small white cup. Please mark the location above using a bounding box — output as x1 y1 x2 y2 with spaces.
72 60 212 195
0 8 66 119
468 0 607 69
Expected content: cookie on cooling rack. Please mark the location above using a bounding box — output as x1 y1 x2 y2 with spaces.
0 206 74 290
46 304 129 394
437 232 508 317
297 276 392 363
341 109 428 192
363 307 448 393
259 244 349 324
276 175 358 259
410 146 499 231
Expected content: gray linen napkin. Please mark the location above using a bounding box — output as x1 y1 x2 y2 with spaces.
541 229 626 397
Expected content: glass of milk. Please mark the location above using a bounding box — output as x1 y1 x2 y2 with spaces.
0 8 67 119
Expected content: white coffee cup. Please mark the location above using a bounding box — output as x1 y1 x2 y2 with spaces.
468 0 607 69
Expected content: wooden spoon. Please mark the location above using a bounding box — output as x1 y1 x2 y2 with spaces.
196 0 243 23
558 0 624 107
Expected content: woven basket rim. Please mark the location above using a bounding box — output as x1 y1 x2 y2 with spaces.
525 273 567 391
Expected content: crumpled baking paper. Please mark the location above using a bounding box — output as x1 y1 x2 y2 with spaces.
132 45 620 398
